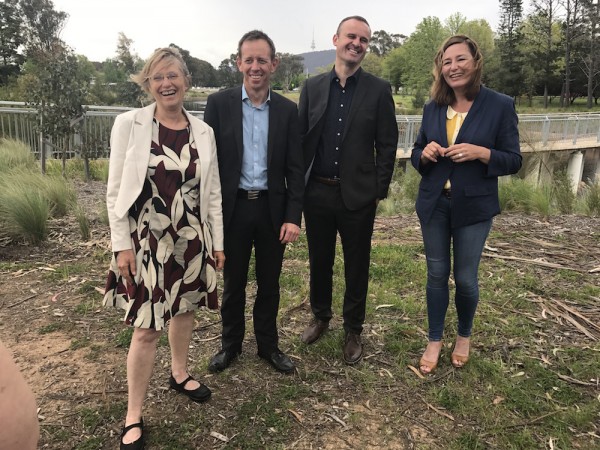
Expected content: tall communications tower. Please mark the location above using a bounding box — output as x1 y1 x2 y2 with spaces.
311 28 316 51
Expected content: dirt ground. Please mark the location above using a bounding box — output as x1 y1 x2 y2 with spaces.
0 180 599 449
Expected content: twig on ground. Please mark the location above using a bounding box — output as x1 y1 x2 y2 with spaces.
417 394 455 421
481 410 562 435
482 252 581 272
8 293 38 308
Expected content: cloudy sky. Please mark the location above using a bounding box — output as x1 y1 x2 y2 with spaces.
52 0 508 67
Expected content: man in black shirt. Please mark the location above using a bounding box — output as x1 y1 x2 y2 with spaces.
298 16 398 364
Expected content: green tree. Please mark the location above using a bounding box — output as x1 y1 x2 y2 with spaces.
457 19 495 84
361 53 383 78
578 0 600 107
521 1 563 107
192 59 219 87
169 43 218 87
368 30 405 57
113 32 144 106
382 46 405 93
560 0 585 106
0 0 24 84
492 0 525 98
272 53 304 91
19 0 67 53
24 42 89 175
400 16 448 106
445 12 467 35
458 19 495 61
217 53 242 88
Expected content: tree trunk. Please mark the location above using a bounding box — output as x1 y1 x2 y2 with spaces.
586 3 597 109
84 156 90 181
62 138 68 178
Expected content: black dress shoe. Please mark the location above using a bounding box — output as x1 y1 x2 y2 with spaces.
343 332 363 365
208 349 241 373
120 418 144 450
168 375 211 403
301 318 329 344
258 349 295 373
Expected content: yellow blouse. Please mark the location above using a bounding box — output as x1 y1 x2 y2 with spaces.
444 106 468 190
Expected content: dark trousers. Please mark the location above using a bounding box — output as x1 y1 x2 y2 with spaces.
304 180 377 334
221 195 285 355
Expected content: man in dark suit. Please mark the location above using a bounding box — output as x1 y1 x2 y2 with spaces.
299 16 398 364
203 30 304 373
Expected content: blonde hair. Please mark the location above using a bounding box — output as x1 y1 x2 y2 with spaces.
430 35 483 106
131 47 192 92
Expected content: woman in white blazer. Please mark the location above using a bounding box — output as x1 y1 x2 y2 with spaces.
103 47 224 450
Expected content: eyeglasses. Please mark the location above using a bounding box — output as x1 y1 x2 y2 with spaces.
149 73 181 83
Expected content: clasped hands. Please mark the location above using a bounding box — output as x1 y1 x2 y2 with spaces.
420 141 484 164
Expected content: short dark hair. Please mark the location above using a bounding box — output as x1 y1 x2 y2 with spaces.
336 15 370 35
430 35 483 105
237 30 276 61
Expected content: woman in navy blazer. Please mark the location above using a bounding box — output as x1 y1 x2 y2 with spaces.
104 48 225 450
411 35 522 374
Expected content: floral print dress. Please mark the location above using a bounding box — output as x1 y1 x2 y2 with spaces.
104 120 218 330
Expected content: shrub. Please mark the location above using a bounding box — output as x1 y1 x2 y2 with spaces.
552 170 575 214
74 205 91 240
89 159 109 182
46 158 85 179
499 177 534 213
400 165 420 205
0 184 48 244
40 176 75 217
580 181 600 217
98 201 109 226
0 138 35 172
0 169 74 218
530 185 552 218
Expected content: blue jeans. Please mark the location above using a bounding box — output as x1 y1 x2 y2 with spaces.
420 195 492 341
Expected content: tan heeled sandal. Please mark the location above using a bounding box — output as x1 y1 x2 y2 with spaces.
419 341 443 375
451 353 469 368
451 339 470 368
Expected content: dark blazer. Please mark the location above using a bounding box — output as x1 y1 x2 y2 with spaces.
204 86 304 232
410 86 522 228
299 70 398 210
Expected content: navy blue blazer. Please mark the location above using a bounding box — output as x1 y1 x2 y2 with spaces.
410 86 522 228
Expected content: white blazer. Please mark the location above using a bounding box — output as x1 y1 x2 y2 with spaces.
106 103 224 253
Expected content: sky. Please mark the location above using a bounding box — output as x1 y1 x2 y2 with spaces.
51 0 505 67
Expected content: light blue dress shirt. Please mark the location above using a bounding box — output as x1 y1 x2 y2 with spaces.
239 85 270 191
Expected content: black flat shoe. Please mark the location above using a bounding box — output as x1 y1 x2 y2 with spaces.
208 349 241 373
258 349 296 373
168 375 211 403
120 419 144 450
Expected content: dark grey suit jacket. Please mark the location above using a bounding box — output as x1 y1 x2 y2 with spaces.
204 86 305 232
298 70 398 210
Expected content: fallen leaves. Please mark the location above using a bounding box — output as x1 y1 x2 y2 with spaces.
324 412 347 428
493 396 505 405
407 364 425 379
209 431 229 442
287 409 303 423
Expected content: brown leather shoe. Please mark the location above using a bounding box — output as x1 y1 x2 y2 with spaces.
343 332 363 365
301 319 329 344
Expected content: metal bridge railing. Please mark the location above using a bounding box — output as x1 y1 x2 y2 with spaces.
1 102 599 159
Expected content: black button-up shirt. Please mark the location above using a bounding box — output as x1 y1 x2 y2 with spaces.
311 67 361 179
